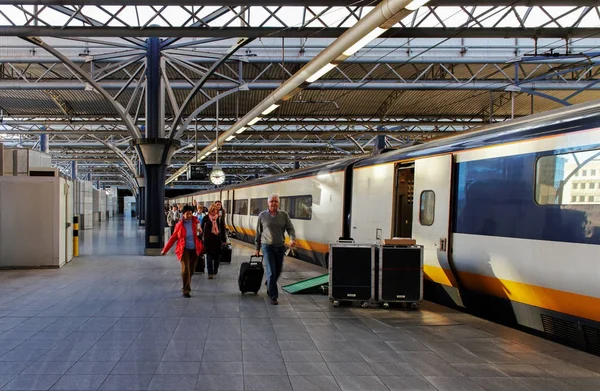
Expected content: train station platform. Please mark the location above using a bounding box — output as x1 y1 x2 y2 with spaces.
0 217 599 391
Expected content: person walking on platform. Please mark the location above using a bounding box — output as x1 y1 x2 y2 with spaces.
202 204 227 279
162 205 203 298
167 205 180 235
255 194 296 305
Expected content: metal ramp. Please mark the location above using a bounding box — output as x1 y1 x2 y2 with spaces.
282 274 329 294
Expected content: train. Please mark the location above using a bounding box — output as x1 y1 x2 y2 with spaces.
169 100 600 355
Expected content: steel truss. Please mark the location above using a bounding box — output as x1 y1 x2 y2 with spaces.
0 4 598 38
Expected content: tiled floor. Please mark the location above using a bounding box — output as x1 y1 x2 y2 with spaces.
0 216 599 390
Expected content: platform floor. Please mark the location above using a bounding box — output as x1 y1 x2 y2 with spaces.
0 217 599 391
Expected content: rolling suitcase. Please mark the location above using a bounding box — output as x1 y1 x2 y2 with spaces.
220 244 232 263
195 254 205 273
239 255 264 294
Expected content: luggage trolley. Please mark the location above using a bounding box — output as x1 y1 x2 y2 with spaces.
377 243 423 309
328 241 376 308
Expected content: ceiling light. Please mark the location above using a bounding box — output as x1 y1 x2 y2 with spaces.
225 135 235 141
343 27 387 56
406 0 430 10
236 127 247 134
211 147 217 151
306 63 337 83
262 104 279 115
248 117 261 126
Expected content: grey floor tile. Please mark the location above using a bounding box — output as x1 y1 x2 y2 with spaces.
122 349 166 362
562 377 600 390
196 375 244 391
314 341 357 352
243 360 288 375
492 363 548 377
38 349 88 362
80 348 127 362
320 350 365 363
147 374 198 390
282 350 324 362
0 375 15 389
289 375 341 391
21 362 75 375
110 361 159 375
452 364 509 377
99 374 153 390
243 375 292 390
286 362 332 376
161 348 203 362
534 363 600 378
357 350 403 363
199 361 243 375
202 350 242 362
0 349 49 362
67 361 116 375
334 376 388 391
385 340 430 352
204 340 242 351
155 361 201 375
279 340 318 351
50 374 107 390
379 376 437 391
514 377 579 391
326 362 375 377
0 362 30 375
368 362 418 377
2 374 61 390
425 376 486 391
470 377 534 391
242 349 283 362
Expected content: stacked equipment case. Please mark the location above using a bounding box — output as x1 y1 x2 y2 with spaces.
328 241 423 308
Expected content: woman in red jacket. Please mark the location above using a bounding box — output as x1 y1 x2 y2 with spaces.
161 205 203 297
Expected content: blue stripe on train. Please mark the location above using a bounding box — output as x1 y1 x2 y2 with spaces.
453 147 600 245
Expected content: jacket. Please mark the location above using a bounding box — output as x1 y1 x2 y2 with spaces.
202 214 227 255
167 210 180 227
163 216 203 260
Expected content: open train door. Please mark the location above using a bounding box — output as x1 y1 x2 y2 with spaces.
412 154 460 290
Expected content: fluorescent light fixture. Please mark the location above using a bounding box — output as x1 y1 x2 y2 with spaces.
262 104 280 115
306 63 336 83
248 117 261 126
225 135 235 141
211 147 217 151
406 0 430 10
343 27 386 56
197 156 205 161
236 127 247 134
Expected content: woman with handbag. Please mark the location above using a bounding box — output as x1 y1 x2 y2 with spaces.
161 205 204 297
202 203 227 279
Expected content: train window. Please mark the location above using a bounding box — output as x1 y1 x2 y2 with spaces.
536 150 600 205
250 198 268 216
419 191 435 226
233 199 248 215
279 195 312 220
223 200 230 214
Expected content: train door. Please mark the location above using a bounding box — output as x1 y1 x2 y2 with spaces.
392 164 414 238
412 155 457 283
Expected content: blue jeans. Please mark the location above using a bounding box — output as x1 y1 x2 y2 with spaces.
262 245 285 300
206 254 220 275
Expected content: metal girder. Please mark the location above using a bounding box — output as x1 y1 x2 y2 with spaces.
2 26 598 38
1 0 596 4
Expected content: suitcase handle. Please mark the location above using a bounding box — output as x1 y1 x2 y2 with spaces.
250 255 263 260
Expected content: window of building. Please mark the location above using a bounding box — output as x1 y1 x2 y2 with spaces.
419 191 435 226
571 196 577 202
592 169 597 176
233 199 248 215
590 196 595 202
579 196 585 202
250 198 267 216
535 150 600 204
590 183 596 190
279 195 313 220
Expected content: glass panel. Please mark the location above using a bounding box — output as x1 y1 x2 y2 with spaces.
292 195 312 220
250 198 267 216
233 199 248 215
419 191 435 226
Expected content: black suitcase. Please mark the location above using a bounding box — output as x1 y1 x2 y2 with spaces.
239 255 264 294
220 244 232 263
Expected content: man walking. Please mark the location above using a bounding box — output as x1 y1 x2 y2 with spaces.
255 194 296 305
167 204 180 235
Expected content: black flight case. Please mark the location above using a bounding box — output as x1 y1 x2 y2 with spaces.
328 241 376 308
376 244 423 309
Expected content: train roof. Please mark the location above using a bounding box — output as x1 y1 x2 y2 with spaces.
356 99 600 168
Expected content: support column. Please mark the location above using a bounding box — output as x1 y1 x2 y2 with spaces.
71 161 77 180
135 36 179 255
374 135 386 153
39 133 49 153
137 176 146 226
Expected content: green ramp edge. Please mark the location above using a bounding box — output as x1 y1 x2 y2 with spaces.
282 274 329 294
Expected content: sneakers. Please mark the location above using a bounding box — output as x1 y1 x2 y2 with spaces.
270 298 278 305
183 292 191 298
208 275 214 279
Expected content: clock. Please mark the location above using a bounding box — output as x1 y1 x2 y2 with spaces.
209 167 226 185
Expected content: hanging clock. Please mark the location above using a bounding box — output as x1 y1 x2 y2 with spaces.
209 166 226 185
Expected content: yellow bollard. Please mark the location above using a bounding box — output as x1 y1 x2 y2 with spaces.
73 215 79 257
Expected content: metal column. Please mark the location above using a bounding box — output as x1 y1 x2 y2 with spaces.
39 133 49 153
71 160 77 180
